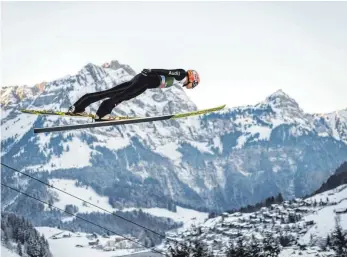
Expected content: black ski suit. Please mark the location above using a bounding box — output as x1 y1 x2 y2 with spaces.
71 69 188 118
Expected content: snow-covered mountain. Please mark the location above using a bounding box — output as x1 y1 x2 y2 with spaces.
161 182 347 257
313 108 347 146
1 60 347 224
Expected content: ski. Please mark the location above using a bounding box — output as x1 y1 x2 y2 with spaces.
20 109 136 120
33 104 226 134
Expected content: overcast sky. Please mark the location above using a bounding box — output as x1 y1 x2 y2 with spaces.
2 1 347 113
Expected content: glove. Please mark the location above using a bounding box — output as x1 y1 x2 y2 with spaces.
141 69 151 76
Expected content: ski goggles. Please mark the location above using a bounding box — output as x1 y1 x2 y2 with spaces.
187 70 200 88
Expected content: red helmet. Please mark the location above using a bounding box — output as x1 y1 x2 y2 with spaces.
185 70 200 88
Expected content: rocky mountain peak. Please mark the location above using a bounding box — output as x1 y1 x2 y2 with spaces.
252 89 307 125
102 60 137 76
264 89 301 111
0 84 44 107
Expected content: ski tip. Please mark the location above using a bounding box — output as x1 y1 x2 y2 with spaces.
209 104 226 110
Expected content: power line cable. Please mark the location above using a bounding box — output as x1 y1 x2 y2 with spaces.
1 163 180 244
1 182 167 256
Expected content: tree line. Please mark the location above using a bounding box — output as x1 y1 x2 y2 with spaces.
1 212 53 257
166 233 282 257
208 193 284 219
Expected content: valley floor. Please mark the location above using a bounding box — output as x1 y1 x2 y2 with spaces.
35 227 151 257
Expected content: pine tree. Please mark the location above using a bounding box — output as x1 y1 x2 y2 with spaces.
26 232 41 257
288 213 297 223
235 236 249 257
262 234 281 257
249 235 261 257
39 235 51 257
275 193 284 204
226 241 237 257
17 243 23 256
280 216 285 224
313 199 317 207
326 235 331 248
191 240 213 257
309 233 314 246
331 216 347 257
3 226 11 248
167 241 191 257
279 234 291 247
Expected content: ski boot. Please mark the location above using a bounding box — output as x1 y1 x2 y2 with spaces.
93 114 116 122
66 106 90 117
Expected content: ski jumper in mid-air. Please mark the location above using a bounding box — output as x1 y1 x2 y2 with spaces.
68 69 200 120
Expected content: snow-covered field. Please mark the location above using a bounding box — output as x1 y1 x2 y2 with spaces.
35 227 151 257
31 206 207 257
46 178 114 213
299 200 347 245
306 184 347 204
299 185 347 245
37 195 208 256
124 206 209 232
1 246 21 257
44 178 209 231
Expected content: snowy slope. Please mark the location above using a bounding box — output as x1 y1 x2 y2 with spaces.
36 227 147 257
163 183 347 256
45 178 208 228
46 178 115 213
1 60 347 218
123 206 209 232
307 184 347 204
299 184 347 245
1 247 21 257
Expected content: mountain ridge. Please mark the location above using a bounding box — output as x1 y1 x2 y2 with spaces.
312 161 347 196
1 60 347 217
